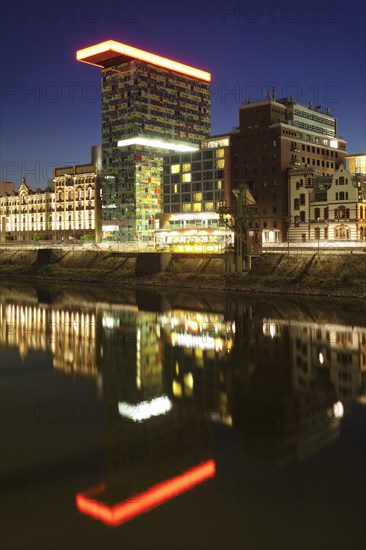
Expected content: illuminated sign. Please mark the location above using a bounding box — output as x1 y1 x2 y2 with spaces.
76 40 211 82
76 459 216 526
117 137 199 152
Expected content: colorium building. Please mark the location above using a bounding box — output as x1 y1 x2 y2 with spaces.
77 40 211 241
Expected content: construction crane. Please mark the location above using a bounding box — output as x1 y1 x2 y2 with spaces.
218 182 260 272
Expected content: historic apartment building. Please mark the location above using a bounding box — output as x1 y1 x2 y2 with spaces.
229 97 347 243
0 160 100 242
77 40 211 241
288 165 366 242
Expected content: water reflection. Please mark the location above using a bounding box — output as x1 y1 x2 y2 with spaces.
1 282 365 531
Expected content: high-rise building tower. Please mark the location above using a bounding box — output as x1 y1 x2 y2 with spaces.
230 98 347 243
77 40 211 240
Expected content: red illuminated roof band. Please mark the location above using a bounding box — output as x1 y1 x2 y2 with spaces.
76 40 211 82
76 459 216 527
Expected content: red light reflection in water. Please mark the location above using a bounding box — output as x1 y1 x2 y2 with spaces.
76 459 216 527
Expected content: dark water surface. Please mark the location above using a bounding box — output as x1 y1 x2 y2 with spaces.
1 281 365 550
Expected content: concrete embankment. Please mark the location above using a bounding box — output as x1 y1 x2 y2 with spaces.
0 248 364 298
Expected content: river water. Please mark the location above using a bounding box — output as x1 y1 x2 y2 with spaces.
1 281 365 550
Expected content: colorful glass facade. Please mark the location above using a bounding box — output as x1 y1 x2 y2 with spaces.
77 42 211 240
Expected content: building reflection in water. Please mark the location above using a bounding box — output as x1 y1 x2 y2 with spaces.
1 285 365 524
0 300 97 377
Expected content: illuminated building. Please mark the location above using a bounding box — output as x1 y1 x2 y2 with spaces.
288 165 366 242
346 152 366 174
76 40 211 241
156 135 233 252
229 97 347 243
0 149 101 242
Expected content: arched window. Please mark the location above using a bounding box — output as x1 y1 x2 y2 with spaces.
324 207 329 220
294 198 299 210
314 207 320 220
300 193 305 205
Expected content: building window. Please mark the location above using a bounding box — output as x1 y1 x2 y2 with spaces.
182 173 191 183
182 163 191 172
324 207 329 220
300 193 305 205
171 164 180 174
315 207 320 219
300 211 305 222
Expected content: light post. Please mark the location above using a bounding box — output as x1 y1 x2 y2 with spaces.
317 217 320 253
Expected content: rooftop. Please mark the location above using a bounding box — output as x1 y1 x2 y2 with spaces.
76 40 211 82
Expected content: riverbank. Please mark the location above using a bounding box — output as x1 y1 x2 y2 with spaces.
0 249 364 299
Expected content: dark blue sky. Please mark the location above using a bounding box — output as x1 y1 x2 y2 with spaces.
1 0 365 188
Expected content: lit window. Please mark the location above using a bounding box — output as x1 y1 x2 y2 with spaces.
183 204 192 212
193 203 202 212
182 173 191 183
182 163 191 172
216 159 225 169
174 184 178 193
193 193 202 201
216 180 222 190
215 148 224 158
171 164 180 174
205 202 214 211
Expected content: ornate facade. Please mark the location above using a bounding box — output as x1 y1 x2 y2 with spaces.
288 165 366 242
0 164 101 242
